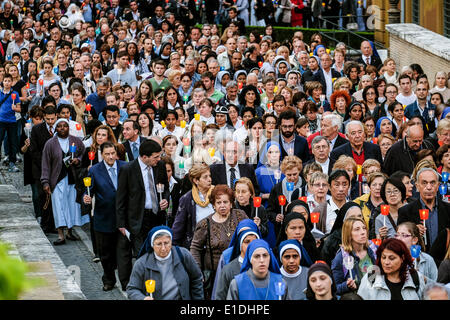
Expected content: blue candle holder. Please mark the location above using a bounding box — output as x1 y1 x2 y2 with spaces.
442 172 449 183
439 184 447 195
286 182 294 192
410 245 421 259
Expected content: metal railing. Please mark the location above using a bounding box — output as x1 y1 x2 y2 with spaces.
316 16 387 52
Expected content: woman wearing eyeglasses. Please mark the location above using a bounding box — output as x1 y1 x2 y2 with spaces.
371 177 407 240
395 222 438 282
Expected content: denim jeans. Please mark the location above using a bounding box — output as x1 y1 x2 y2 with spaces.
0 121 18 164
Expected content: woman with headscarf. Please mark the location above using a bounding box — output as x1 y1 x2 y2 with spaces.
301 55 321 85
276 208 319 265
226 239 289 300
213 219 261 300
275 59 291 80
126 226 204 300
331 217 378 296
214 70 231 95
233 69 247 87
305 262 339 300
278 239 309 300
158 42 172 67
374 116 396 139
320 202 364 266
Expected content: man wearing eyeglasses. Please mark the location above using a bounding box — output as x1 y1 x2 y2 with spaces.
397 168 450 251
305 136 332 175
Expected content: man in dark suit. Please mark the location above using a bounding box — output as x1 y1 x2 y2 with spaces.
222 7 246 35
30 106 57 233
115 139 170 290
210 140 260 195
83 142 126 291
330 120 383 168
121 119 146 162
317 53 342 100
307 113 347 152
357 40 382 70
278 110 311 164
110 0 124 19
397 168 450 252
305 136 334 176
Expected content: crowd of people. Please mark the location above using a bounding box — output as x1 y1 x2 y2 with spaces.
1 0 449 301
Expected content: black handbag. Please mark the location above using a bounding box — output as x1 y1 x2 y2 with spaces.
201 217 215 299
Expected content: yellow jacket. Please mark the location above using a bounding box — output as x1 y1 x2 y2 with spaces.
353 193 372 228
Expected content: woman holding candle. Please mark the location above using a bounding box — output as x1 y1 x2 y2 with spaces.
354 172 387 227
190 185 248 299
36 58 61 97
372 178 407 240
331 217 378 295
81 125 122 169
127 226 204 300
357 238 426 300
40 118 89 245
70 83 90 133
172 164 215 249
234 177 269 238
395 222 438 282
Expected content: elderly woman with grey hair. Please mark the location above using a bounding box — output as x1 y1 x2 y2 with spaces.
422 282 449 300
127 226 204 300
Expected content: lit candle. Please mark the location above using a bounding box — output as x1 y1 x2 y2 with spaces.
253 196 261 218
83 177 91 196
70 143 76 160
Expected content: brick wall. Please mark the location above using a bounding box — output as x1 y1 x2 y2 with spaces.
389 34 450 80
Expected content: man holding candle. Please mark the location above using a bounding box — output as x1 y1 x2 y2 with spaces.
40 118 88 245
116 139 170 291
83 142 126 291
397 168 450 251
0 73 21 173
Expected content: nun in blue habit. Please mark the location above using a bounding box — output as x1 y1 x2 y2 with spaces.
278 239 310 300
226 239 289 300
213 219 261 300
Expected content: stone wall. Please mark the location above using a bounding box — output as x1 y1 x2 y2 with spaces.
385 24 450 81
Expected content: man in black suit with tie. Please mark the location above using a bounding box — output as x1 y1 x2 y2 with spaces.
121 119 146 162
116 139 170 290
210 140 260 195
330 120 383 169
278 110 311 164
357 40 382 70
83 142 126 291
317 53 342 101
30 106 57 233
397 168 450 252
222 7 246 36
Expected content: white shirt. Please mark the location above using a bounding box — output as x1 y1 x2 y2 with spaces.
158 126 184 140
316 158 330 176
322 69 333 100
225 162 241 188
104 160 118 187
329 135 338 150
362 54 371 65
325 198 341 234
396 93 417 106
138 157 155 210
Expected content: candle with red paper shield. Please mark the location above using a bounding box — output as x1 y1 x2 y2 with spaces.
278 195 286 206
85 104 92 115
310 212 320 224
419 209 429 221
253 196 261 218
88 151 95 166
299 196 307 203
76 123 82 131
380 204 390 227
258 61 263 68
11 93 16 104
39 79 44 86
371 238 382 246
238 82 243 90
26 82 30 89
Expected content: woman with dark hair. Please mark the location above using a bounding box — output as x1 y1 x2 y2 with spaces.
137 112 153 139
370 177 407 240
388 100 405 133
321 202 364 266
410 63 424 82
436 144 450 174
127 41 150 76
362 85 380 121
377 83 399 123
374 78 387 104
344 61 360 94
196 60 208 76
238 85 264 117
159 86 183 121
357 238 426 300
362 115 376 142
134 80 155 108
190 184 248 299
305 262 338 300
343 102 364 128
244 117 265 166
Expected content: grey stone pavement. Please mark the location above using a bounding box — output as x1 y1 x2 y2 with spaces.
0 157 126 300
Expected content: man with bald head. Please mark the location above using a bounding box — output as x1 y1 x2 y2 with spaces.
209 140 260 195
383 124 435 175
357 40 382 70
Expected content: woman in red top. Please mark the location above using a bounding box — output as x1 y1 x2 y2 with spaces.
291 0 305 27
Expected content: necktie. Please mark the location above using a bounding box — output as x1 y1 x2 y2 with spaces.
230 167 236 190
49 126 53 136
147 166 159 213
366 57 370 65
109 167 117 189
132 142 139 159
